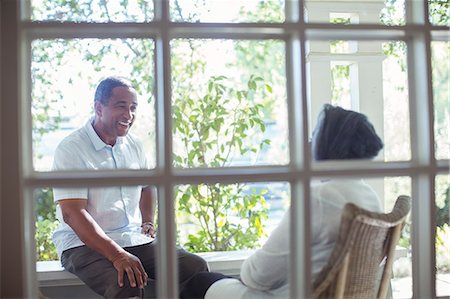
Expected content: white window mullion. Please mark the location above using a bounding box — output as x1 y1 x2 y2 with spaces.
406 1 437 298
411 174 436 299
154 1 178 298
7 0 445 298
21 11 39 296
0 1 35 298
23 187 39 299
286 1 313 298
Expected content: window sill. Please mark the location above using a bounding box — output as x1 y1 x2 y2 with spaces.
37 250 255 287
37 247 408 288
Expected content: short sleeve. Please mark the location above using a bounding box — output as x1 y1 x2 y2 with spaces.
52 143 88 201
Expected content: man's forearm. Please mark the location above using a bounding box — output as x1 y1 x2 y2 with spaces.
64 208 125 261
140 186 156 223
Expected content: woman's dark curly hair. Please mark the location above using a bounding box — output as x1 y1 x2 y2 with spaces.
311 104 384 160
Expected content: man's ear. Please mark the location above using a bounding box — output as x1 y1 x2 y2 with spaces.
94 101 102 117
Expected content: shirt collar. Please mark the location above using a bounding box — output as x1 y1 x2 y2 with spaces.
85 118 123 151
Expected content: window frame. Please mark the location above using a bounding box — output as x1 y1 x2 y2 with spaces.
1 0 449 298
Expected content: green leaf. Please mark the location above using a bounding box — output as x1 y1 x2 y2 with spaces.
248 79 257 90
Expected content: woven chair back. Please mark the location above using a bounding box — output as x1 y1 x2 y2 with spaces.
313 195 411 299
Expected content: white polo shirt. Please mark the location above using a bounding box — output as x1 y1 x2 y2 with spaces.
52 119 152 258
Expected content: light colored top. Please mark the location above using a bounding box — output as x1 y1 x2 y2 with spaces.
205 178 382 299
52 119 152 258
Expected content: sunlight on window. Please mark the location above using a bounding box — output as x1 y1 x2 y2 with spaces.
176 182 290 252
435 174 450 298
306 0 405 25
431 41 450 161
170 0 285 23
171 39 288 168
383 176 412 299
307 39 410 162
31 0 154 22
31 39 156 171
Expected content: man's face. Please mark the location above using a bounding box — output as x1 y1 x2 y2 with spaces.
94 86 138 145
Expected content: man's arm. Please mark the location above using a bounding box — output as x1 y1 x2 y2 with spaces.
58 199 148 289
139 186 156 237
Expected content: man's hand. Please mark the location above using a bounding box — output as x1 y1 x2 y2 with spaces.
111 251 148 289
141 221 156 238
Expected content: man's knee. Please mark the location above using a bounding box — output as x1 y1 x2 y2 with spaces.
186 252 209 272
179 251 209 281
103 282 142 299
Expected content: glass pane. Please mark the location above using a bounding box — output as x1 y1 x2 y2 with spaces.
385 176 413 299
305 0 405 25
436 174 450 298
171 39 288 168
431 41 450 160
31 39 155 172
31 0 154 22
170 0 285 23
35 184 160 298
35 187 58 262
307 40 410 162
310 176 412 298
175 182 290 252
429 0 450 26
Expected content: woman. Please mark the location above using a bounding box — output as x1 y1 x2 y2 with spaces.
181 104 384 299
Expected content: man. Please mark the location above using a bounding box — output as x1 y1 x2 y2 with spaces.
52 77 208 298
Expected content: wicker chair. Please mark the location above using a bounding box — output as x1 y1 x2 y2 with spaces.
312 195 411 299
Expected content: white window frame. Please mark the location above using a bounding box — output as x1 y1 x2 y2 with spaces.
1 0 449 298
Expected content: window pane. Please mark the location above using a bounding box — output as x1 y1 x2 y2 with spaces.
305 0 405 25
170 0 285 23
31 0 154 22
35 187 58 262
429 0 450 26
171 39 288 168
384 176 413 299
307 40 410 162
310 176 412 298
175 182 290 252
35 184 160 298
31 38 156 172
431 41 450 160
436 174 450 298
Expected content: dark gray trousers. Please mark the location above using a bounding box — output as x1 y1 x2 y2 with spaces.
61 242 209 298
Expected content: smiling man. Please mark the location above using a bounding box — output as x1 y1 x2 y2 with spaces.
51 77 208 298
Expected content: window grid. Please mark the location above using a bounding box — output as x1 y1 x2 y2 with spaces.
8 0 446 298
406 2 437 298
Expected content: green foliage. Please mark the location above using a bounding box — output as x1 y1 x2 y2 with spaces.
331 65 350 106
177 184 269 252
36 219 59 261
35 188 58 261
171 0 284 23
31 0 450 261
174 75 271 251
397 221 411 249
35 188 57 222
330 17 351 25
436 186 450 228
429 0 450 26
397 184 449 254
173 75 270 168
380 0 450 26
237 0 284 23
436 224 450 272
31 0 153 22
380 0 405 26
